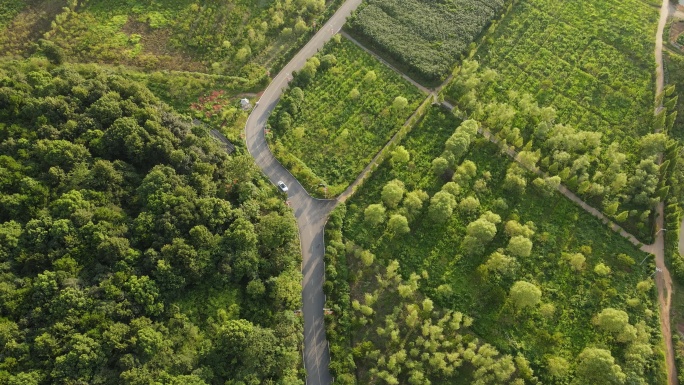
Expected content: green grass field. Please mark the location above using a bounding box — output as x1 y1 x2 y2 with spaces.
268 37 424 197
329 106 665 384
474 0 658 140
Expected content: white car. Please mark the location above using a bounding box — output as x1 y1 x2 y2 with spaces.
277 181 288 192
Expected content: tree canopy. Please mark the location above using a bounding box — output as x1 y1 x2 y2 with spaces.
0 61 304 385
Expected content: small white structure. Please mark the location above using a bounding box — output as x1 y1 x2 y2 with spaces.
240 98 252 110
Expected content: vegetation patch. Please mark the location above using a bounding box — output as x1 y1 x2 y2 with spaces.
662 47 684 385
347 0 508 85
665 52 684 141
0 0 25 28
268 37 424 197
325 106 665 384
473 0 658 140
0 59 305 385
444 59 673 242
0 0 66 56
2 0 341 78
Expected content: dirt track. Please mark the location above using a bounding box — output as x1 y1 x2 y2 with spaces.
654 0 677 381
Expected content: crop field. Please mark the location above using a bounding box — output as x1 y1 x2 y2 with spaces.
347 0 507 85
268 37 423 197
474 0 658 140
325 106 665 384
1 0 339 77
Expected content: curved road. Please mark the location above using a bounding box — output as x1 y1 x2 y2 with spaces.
244 1 362 384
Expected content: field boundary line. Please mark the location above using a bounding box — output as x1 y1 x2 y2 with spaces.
337 94 434 204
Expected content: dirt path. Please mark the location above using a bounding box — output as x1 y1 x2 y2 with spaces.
656 0 668 112
654 0 678 381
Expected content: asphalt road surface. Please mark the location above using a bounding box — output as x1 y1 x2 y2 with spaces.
244 1 362 384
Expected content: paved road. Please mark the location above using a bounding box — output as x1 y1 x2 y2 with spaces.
244 1 362 384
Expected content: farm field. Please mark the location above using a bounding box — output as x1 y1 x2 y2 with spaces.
347 0 508 85
473 0 658 141
268 37 424 197
1 0 340 78
324 106 666 384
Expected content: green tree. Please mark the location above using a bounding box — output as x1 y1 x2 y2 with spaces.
594 263 611 276
391 146 410 166
258 211 297 250
507 235 532 258
365 204 387 227
547 356 570 379
387 214 410 235
445 132 470 159
481 250 518 279
381 179 406 208
564 252 586 272
403 190 428 219
432 157 450 177
458 196 480 215
465 215 499 243
509 281 541 309
575 347 626 385
595 308 629 333
392 96 408 111
428 191 456 224
363 70 377 83
52 334 105 382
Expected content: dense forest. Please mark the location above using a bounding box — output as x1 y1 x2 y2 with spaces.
0 57 305 385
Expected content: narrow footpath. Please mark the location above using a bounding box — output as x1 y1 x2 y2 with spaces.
653 0 678 382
